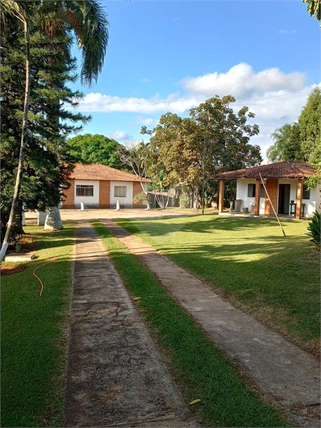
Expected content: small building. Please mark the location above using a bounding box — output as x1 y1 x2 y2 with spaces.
213 162 320 219
62 163 150 209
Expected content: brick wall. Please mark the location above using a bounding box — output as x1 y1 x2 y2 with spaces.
133 182 143 207
264 179 278 216
99 180 110 208
62 180 74 208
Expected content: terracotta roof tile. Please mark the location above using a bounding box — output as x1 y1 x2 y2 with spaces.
69 163 151 182
213 162 316 180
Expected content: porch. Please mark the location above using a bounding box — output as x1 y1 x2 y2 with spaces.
213 162 318 220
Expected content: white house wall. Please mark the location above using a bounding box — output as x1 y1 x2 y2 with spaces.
305 186 317 217
74 180 99 208
110 181 133 208
236 179 265 214
236 178 319 218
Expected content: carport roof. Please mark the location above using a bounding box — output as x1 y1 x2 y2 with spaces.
212 162 315 180
69 163 151 182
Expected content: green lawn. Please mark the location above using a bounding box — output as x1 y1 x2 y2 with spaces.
94 221 290 428
115 215 320 357
1 224 75 427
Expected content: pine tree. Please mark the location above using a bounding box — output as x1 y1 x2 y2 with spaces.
0 11 89 241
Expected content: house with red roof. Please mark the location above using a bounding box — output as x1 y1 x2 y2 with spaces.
62 163 151 209
213 162 320 219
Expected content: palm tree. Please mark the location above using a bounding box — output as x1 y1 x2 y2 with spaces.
0 0 109 261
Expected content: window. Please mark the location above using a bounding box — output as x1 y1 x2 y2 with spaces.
114 186 127 197
76 185 94 197
303 184 310 200
247 184 255 197
247 183 265 198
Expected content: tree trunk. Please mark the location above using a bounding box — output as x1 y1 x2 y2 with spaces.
0 18 30 261
139 182 150 210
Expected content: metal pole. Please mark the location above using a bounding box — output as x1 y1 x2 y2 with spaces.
201 123 206 215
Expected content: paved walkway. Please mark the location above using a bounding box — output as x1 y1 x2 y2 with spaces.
102 220 320 428
64 222 197 427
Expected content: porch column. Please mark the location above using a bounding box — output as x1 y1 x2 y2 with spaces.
219 179 224 213
264 179 278 216
254 179 261 215
296 179 303 219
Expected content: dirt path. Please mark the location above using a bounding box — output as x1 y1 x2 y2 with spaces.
103 219 320 428
64 222 198 427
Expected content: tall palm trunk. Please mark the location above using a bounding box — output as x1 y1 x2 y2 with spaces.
0 17 30 261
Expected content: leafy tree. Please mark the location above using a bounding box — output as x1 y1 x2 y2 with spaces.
142 113 200 189
142 96 261 208
267 123 303 162
303 0 321 21
298 87 321 164
118 142 151 209
189 96 261 173
1 10 88 236
66 134 124 169
267 88 320 165
0 0 109 260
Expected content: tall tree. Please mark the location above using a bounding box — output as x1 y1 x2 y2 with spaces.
267 87 321 165
1 9 88 237
118 143 151 209
189 96 261 173
298 87 321 164
0 0 109 260
267 123 303 162
66 134 124 169
140 96 261 207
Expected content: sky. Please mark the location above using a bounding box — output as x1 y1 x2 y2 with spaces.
70 0 321 162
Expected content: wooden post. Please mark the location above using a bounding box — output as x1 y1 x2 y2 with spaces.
254 179 261 215
219 179 224 213
296 179 303 219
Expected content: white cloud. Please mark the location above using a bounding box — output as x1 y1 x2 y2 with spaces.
278 29 296 34
136 117 159 126
181 63 306 99
105 130 132 142
78 92 201 114
75 64 319 163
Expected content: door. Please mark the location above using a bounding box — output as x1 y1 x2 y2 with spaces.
278 184 290 215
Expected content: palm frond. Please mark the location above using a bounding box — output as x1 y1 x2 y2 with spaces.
74 0 109 86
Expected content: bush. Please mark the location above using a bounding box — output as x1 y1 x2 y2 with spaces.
307 211 320 249
133 191 151 205
179 195 190 209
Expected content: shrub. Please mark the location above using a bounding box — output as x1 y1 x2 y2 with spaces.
307 211 320 249
179 195 190 209
133 191 151 205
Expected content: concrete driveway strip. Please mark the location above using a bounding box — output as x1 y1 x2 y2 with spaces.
103 220 321 428
64 222 197 428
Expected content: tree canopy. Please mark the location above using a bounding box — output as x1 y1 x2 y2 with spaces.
122 96 262 208
303 0 321 22
267 87 321 164
143 96 261 189
0 0 109 254
66 134 124 169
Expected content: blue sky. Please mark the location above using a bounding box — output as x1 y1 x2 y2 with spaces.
70 0 320 162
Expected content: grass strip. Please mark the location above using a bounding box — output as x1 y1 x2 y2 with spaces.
1 223 75 427
93 221 290 428
115 216 320 356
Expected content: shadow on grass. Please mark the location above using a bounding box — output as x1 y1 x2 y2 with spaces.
117 216 297 239
114 218 320 356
